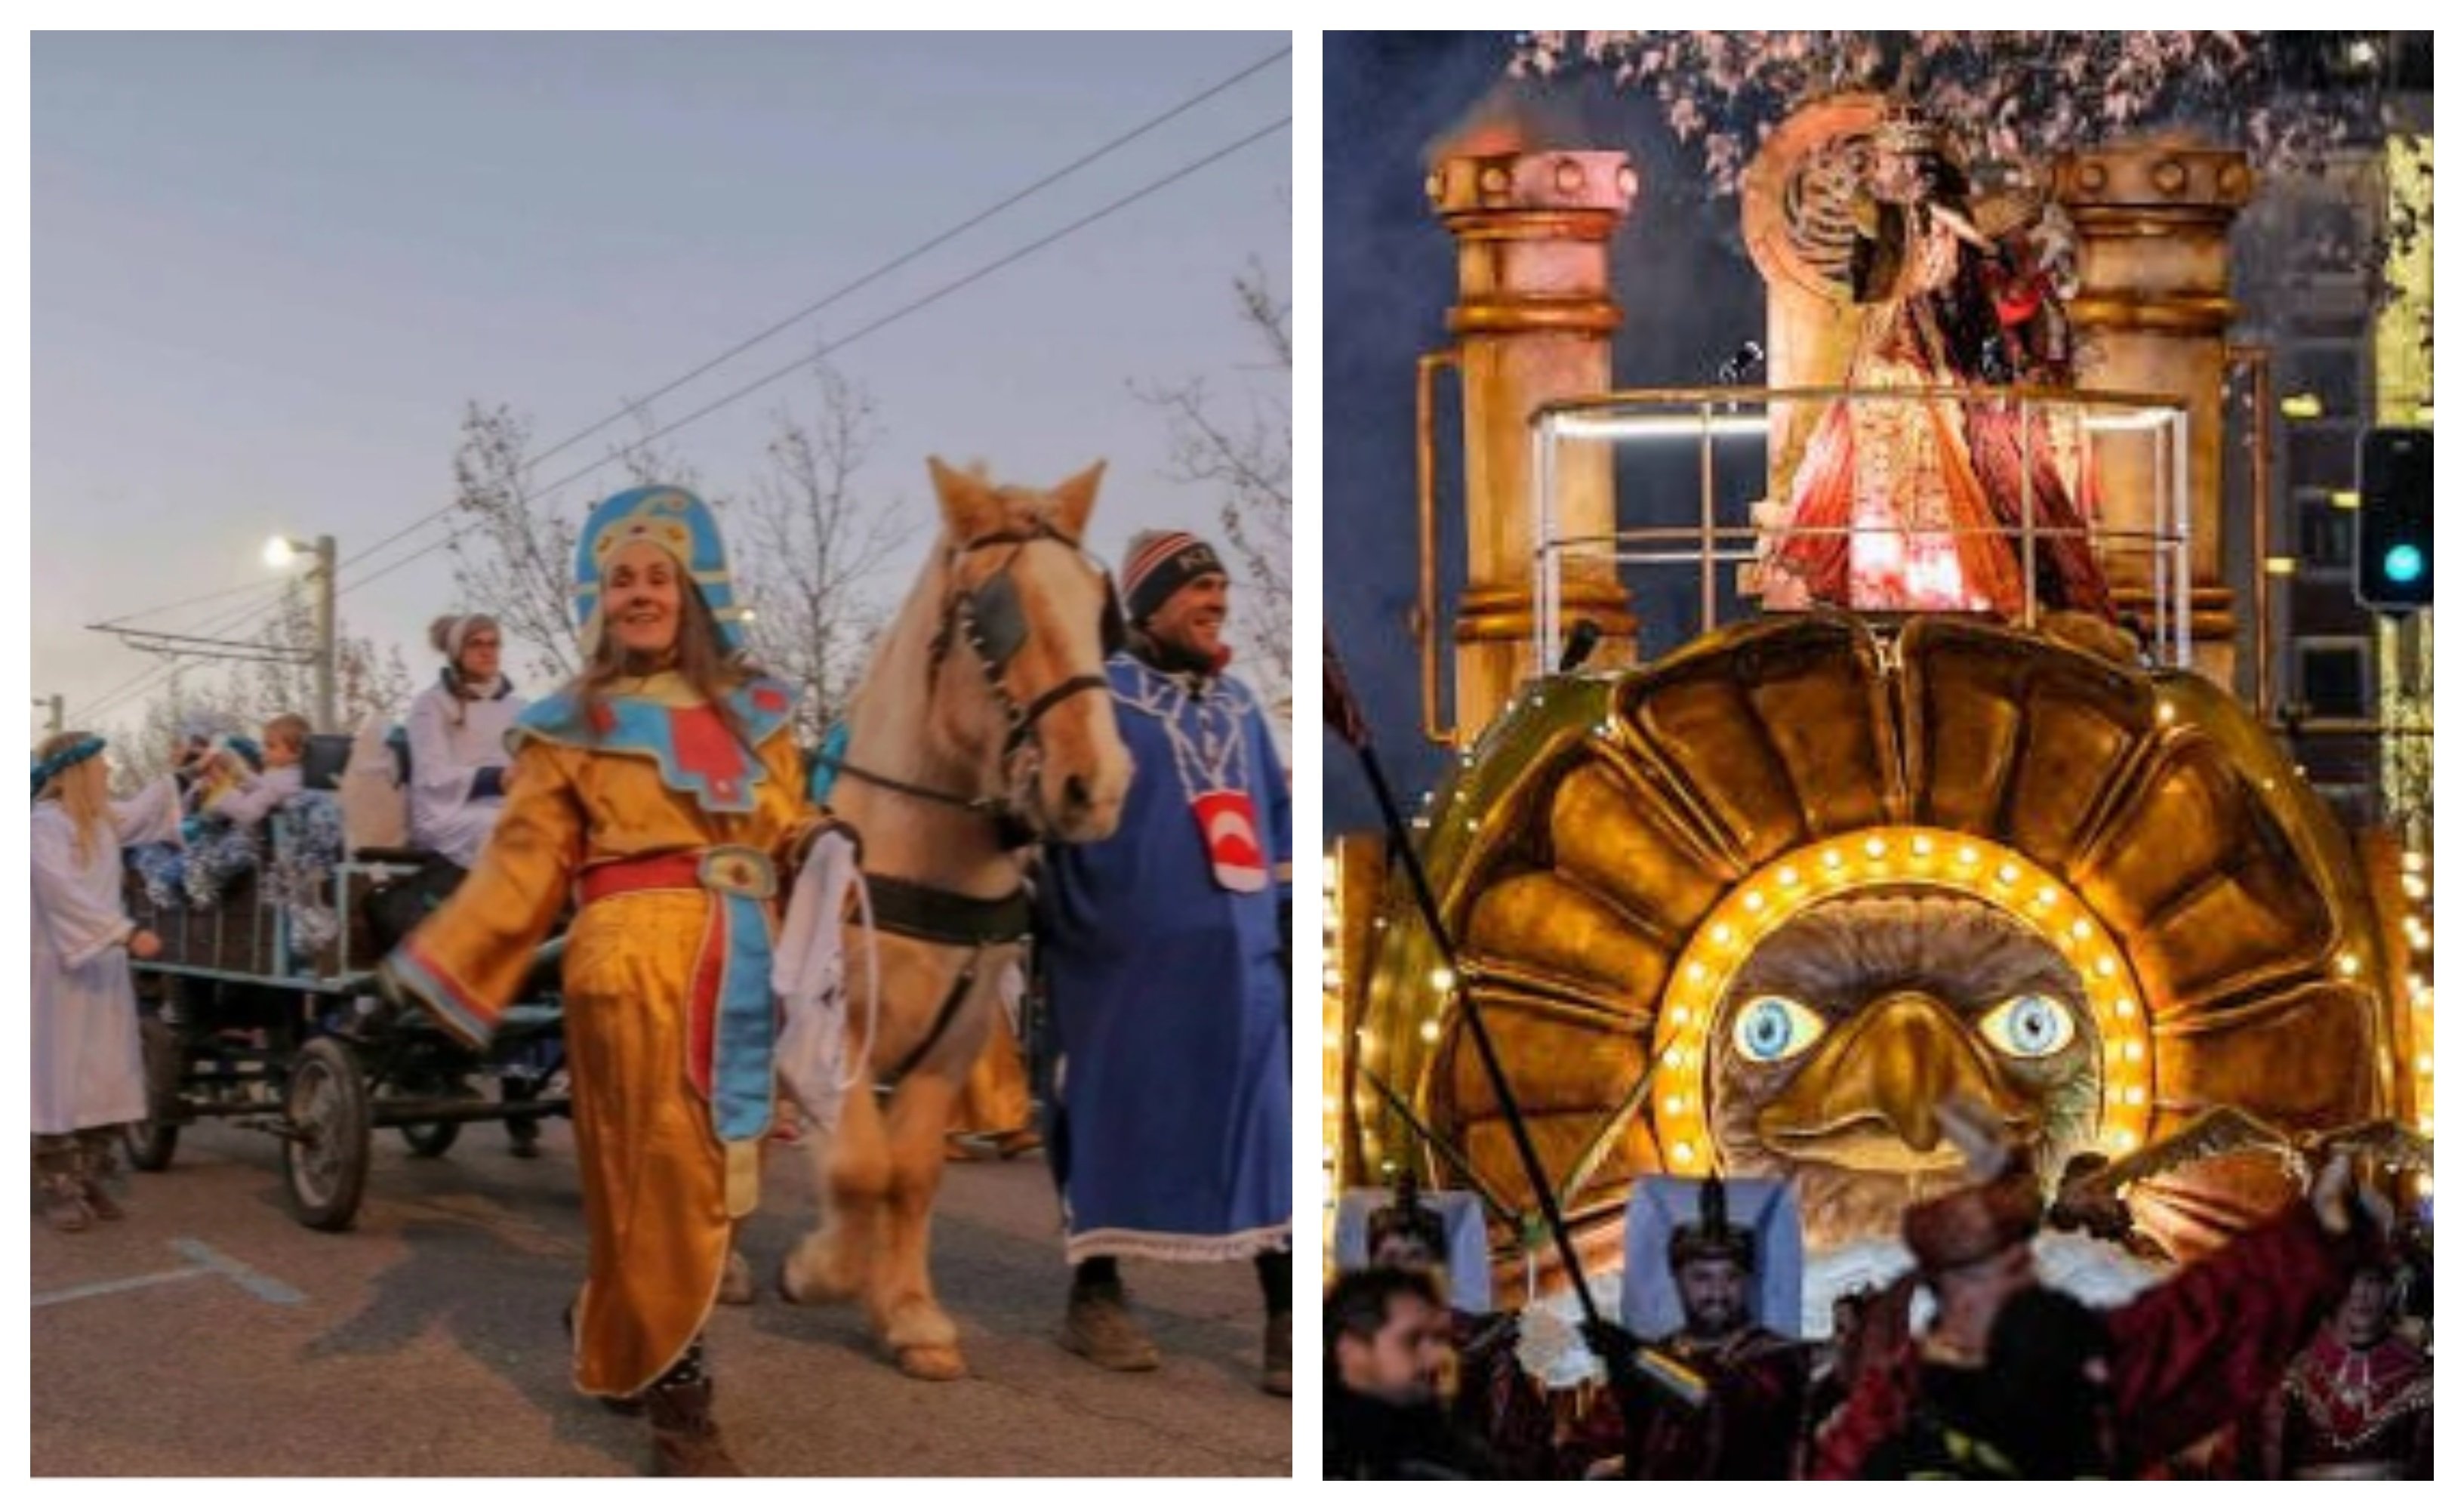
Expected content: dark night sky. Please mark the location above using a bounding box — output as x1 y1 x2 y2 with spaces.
1323 32 1766 837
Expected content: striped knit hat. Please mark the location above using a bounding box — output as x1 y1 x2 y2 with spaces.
1119 529 1227 625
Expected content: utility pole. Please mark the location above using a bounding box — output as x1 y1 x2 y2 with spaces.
313 533 337 733
35 694 63 736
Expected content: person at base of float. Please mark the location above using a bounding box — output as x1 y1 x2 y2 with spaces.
2250 1261 2432 1479
1813 1125 2385 1479
1357 1172 1559 1477
404 611 543 1156
380 486 851 1477
1574 1176 1814 1479
31 732 180 1232
1035 529 1294 1395
1326 1266 1502 1480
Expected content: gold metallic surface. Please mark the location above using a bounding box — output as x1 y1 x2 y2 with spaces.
2056 136 2250 678
1417 349 1461 745
1354 615 2393 1282
1422 150 1639 744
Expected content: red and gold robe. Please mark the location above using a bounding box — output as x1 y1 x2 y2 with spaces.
1813 1202 2358 1479
2259 1331 2432 1479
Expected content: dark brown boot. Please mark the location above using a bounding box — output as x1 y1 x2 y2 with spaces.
75 1133 126 1221
1261 1309 1292 1397
36 1145 90 1234
1061 1278 1160 1371
645 1377 744 1477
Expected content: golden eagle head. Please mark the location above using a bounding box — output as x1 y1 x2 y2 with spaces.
1708 892 2098 1247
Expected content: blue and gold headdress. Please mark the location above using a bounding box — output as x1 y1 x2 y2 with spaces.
31 735 106 800
571 485 748 658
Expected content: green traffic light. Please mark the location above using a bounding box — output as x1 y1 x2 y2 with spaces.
2386 544 2425 584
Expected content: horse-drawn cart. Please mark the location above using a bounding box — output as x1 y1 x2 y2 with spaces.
125 797 568 1232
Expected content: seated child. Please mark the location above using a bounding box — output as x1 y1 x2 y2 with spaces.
202 714 308 825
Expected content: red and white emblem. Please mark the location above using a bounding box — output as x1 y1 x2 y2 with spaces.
1191 789 1267 893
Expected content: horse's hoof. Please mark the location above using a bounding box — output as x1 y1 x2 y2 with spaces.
895 1345 968 1382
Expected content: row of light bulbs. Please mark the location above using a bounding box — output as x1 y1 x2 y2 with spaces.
1648 827 2160 1173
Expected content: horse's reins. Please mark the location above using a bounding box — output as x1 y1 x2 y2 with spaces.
816 520 1114 1086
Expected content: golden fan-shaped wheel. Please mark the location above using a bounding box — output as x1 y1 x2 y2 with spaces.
1354 615 2394 1283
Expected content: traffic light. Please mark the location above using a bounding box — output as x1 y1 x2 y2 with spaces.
2354 427 2432 614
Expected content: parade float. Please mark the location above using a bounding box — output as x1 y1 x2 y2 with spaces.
1324 93 2433 1330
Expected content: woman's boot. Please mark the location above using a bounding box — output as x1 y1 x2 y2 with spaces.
36 1143 90 1233
75 1130 127 1221
643 1353 743 1476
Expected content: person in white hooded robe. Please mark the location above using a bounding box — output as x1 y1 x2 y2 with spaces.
403 612 541 1154
31 732 181 1232
405 612 528 869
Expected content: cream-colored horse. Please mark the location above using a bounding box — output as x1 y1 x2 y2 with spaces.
781 458 1131 1379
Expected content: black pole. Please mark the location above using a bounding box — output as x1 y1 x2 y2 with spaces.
1346 731 1614 1340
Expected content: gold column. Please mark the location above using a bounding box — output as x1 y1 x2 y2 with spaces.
2053 138 2253 684
1424 150 1639 744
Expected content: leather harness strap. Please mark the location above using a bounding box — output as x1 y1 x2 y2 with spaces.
861 873 1031 948
882 950 985 1087
862 873 1032 1090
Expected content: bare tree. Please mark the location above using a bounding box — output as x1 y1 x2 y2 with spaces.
447 402 581 683
736 364 916 741
103 599 411 792
606 402 708 495
1138 257 1293 699
105 668 242 794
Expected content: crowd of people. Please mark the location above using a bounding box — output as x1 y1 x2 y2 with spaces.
1327 1152 2432 1479
30 483 1292 1477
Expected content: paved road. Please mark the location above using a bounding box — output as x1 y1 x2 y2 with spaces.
32 1119 1292 1476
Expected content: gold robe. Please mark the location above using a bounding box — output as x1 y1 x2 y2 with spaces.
385 671 827 1397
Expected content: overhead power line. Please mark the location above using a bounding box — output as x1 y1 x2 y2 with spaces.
284 114 1297 621
72 67 1292 729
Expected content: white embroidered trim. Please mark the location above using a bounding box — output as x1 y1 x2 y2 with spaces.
1065 1221 1293 1266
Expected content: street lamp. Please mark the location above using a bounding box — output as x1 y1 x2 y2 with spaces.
266 533 338 733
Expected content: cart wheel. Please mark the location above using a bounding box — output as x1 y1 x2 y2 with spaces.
283 1038 371 1232
123 1119 180 1173
125 1017 186 1173
399 1121 461 1158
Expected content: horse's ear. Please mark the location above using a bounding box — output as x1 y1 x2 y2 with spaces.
1049 461 1106 538
929 456 1000 538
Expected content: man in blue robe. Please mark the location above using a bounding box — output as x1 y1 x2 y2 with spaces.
1036 529 1294 1396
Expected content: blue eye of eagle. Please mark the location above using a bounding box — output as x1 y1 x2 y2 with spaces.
1978 993 2077 1058
1732 996 1826 1064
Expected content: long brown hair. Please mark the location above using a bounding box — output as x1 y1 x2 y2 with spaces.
575 576 758 755
35 730 111 865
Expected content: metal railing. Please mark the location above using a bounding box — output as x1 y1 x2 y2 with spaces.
1529 386 2196 675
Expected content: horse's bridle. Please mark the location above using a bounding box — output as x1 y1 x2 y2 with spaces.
818 520 1120 845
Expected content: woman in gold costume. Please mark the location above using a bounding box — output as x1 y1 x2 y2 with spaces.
383 485 847 1476
1765 107 2110 620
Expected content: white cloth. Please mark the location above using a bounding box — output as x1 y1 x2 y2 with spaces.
771 831 872 1135
404 683 528 868
338 713 408 851
31 777 181 1134
207 762 303 828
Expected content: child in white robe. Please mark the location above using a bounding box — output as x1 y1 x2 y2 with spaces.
31 732 181 1232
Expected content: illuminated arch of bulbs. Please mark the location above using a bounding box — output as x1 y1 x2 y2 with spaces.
1647 825 2159 1176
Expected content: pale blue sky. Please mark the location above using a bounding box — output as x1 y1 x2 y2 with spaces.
32 32 1291 737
